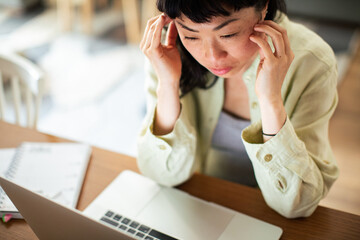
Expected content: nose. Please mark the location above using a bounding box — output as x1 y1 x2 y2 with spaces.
203 40 227 62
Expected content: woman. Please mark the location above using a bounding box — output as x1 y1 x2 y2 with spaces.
137 0 339 218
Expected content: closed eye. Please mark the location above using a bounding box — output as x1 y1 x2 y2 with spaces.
221 32 239 39
184 36 198 41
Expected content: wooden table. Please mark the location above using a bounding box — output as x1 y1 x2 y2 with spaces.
0 121 359 239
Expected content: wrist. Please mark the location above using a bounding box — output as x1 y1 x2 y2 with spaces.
259 98 286 121
157 80 180 97
154 93 181 136
259 97 287 140
257 94 283 108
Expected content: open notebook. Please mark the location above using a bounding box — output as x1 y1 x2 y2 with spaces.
0 142 91 220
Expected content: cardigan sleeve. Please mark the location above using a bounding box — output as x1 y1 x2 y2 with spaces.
136 60 199 187
242 54 339 218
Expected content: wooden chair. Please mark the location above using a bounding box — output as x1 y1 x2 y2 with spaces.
0 53 44 129
55 0 158 43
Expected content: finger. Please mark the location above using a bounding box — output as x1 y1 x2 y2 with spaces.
143 16 162 51
165 21 178 47
249 34 276 60
262 20 291 55
254 24 285 58
140 16 158 46
149 15 172 49
150 14 168 50
140 16 158 50
140 15 161 50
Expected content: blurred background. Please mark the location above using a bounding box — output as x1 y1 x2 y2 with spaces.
0 0 359 216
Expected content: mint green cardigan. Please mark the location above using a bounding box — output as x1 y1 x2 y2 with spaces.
137 15 339 218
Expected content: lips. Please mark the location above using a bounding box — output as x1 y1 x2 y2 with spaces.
209 67 232 76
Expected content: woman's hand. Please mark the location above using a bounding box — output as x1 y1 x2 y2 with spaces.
140 14 182 136
140 14 182 88
249 20 294 103
249 21 293 141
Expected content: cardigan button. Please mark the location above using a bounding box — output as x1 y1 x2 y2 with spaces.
251 101 258 109
264 154 273 162
159 145 166 150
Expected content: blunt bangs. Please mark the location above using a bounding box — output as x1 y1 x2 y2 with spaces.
157 0 269 23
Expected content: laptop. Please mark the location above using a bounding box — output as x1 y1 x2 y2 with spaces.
0 170 283 240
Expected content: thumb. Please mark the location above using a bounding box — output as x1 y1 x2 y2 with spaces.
166 21 178 47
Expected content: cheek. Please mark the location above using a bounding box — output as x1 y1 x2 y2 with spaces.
231 37 259 59
182 42 206 63
245 37 259 52
234 26 259 55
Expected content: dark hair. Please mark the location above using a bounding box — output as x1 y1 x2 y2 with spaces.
157 0 287 96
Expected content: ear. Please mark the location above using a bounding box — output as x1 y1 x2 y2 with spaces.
261 1 269 20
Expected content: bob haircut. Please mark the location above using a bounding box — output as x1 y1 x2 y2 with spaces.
156 0 287 96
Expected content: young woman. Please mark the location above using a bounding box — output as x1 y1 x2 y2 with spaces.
137 0 339 218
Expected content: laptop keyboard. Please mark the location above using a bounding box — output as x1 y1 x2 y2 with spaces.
100 210 178 240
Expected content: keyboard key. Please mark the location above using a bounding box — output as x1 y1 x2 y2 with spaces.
100 217 118 227
102 211 177 240
136 232 145 238
105 211 114 218
130 221 140 229
138 225 150 233
119 225 127 231
121 218 131 225
149 229 178 240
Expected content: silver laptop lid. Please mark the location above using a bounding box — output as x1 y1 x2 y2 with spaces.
0 176 133 240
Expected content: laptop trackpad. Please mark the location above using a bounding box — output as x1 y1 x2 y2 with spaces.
219 213 283 240
136 187 235 240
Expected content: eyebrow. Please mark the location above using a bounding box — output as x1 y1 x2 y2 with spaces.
213 18 239 31
176 21 199 32
176 18 239 33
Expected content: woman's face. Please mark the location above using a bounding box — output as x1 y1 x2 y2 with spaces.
175 7 265 78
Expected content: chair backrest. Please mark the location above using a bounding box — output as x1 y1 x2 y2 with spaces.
0 53 44 129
